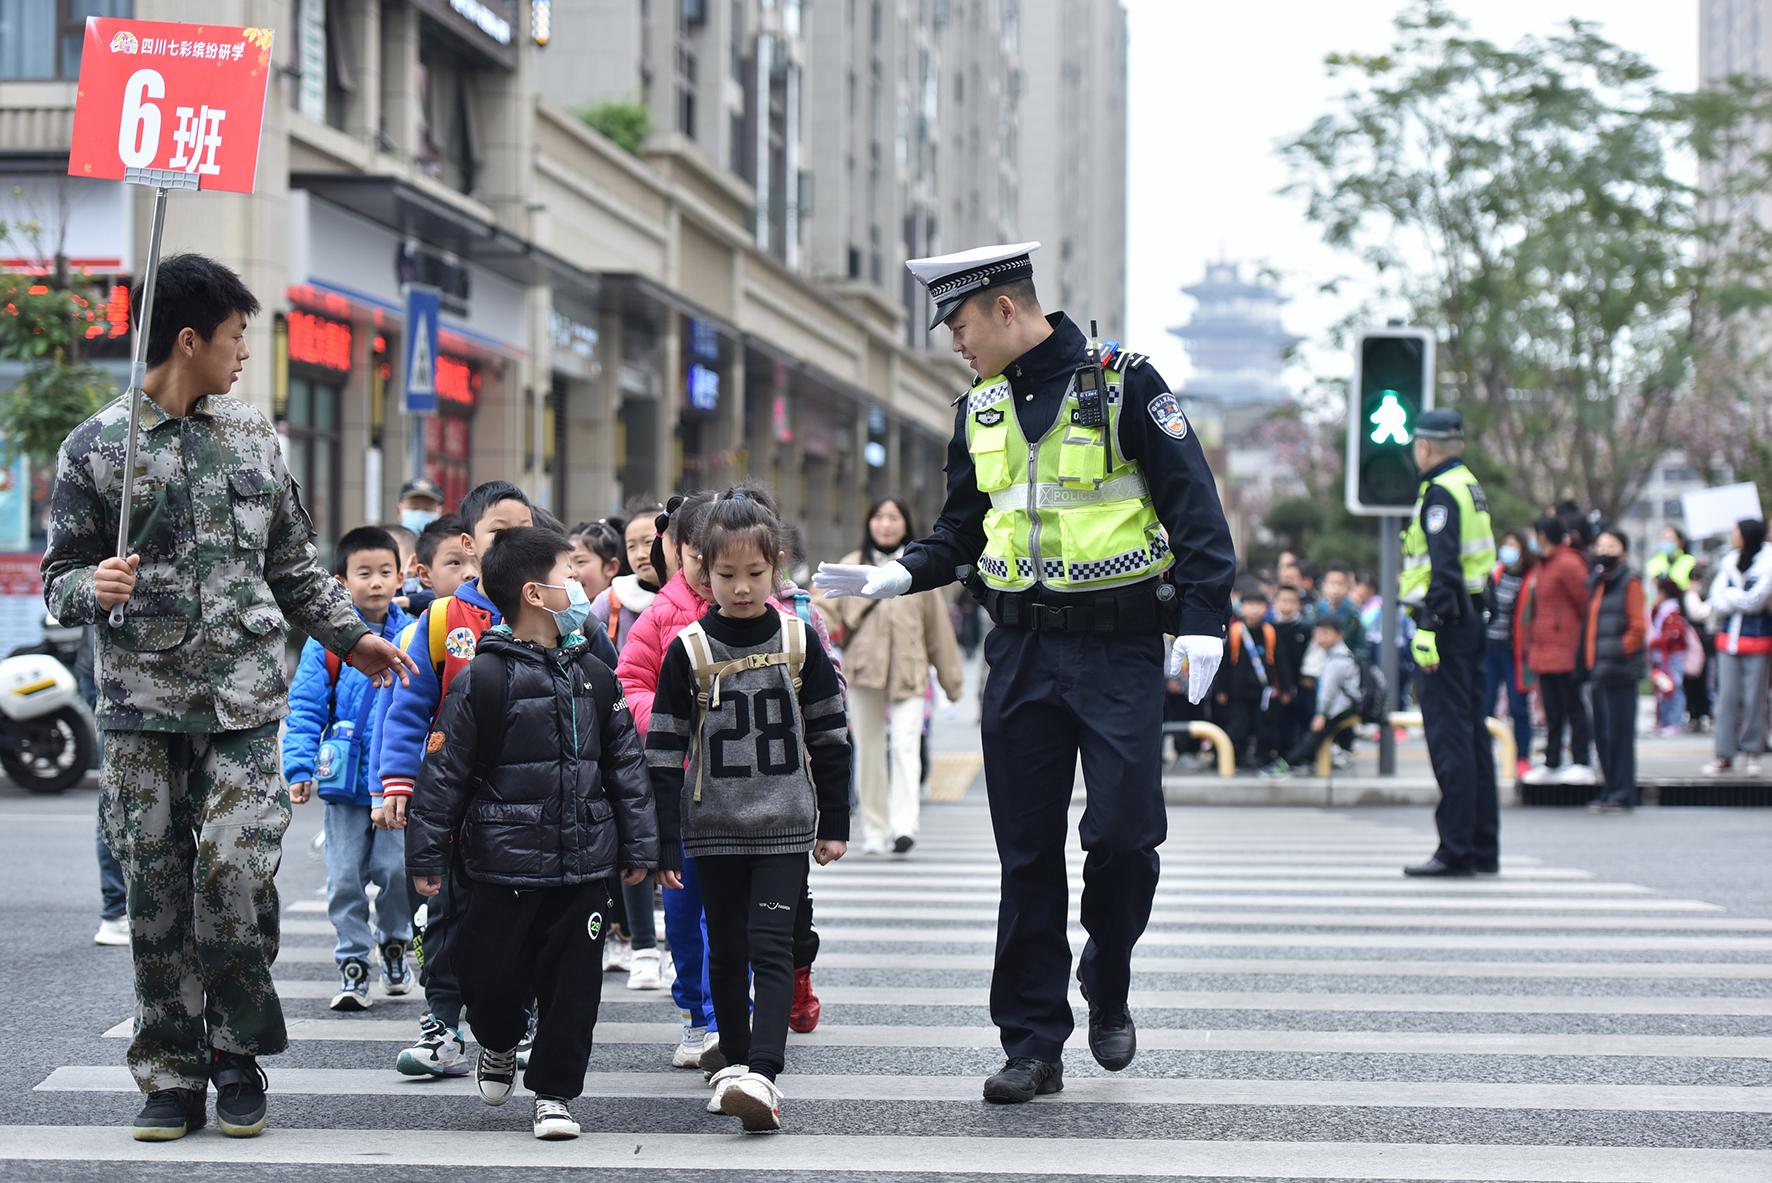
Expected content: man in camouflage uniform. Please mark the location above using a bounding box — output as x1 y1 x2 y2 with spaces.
41 254 415 1141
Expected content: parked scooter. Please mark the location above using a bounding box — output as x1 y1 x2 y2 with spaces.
0 616 99 793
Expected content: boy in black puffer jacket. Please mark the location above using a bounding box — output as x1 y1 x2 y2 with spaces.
407 527 660 1142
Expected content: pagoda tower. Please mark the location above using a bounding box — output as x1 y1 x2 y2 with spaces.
1168 261 1300 408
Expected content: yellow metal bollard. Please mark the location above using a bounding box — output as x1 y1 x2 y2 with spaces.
1382 711 1519 787
1188 721 1237 778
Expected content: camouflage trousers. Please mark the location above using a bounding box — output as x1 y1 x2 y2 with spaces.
98 722 291 1092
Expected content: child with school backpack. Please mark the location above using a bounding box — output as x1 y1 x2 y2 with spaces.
376 482 618 1079
407 526 658 1141
283 527 414 1010
647 495 851 1133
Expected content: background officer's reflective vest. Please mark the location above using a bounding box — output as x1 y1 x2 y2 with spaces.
964 367 1172 592
1646 550 1697 589
1399 462 1496 607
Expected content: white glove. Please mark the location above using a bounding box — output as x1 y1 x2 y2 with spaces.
1167 635 1225 705
815 560 912 600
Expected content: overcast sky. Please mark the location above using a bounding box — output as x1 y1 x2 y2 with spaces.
1123 0 1700 397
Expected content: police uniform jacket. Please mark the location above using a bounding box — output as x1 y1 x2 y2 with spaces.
898 314 1235 634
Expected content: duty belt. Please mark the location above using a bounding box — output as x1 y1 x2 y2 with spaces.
977 579 1170 635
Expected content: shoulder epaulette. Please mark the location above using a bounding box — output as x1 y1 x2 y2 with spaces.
1119 351 1150 371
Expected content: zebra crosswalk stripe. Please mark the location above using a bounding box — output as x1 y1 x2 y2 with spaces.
26 805 1772 1179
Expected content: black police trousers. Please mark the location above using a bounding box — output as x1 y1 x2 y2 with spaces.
1418 607 1500 870
981 626 1167 1062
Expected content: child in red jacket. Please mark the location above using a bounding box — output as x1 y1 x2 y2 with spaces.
1650 576 1693 737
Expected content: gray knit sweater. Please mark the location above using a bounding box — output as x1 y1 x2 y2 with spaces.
646 607 850 867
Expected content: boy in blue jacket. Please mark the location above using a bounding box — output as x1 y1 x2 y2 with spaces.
376 482 619 1077
285 526 414 1010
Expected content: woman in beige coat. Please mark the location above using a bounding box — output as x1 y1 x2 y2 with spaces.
820 497 965 854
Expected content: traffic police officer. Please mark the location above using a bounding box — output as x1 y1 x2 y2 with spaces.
817 242 1235 1103
1401 408 1500 878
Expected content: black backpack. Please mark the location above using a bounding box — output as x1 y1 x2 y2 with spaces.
1356 654 1389 725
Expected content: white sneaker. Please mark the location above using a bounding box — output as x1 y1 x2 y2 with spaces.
706 1063 749 1113
1701 758 1735 776
673 1024 709 1069
1747 759 1764 777
627 948 663 990
93 917 130 946
1520 764 1558 786
603 931 631 974
719 1071 783 1132
533 1095 580 1140
396 1013 469 1077
1557 763 1597 786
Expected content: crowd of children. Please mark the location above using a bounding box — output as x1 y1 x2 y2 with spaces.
1167 558 1380 778
283 476 852 1140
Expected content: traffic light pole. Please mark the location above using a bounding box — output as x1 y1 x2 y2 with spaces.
1378 516 1402 776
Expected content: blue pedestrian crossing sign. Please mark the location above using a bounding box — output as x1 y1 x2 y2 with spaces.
402 285 441 415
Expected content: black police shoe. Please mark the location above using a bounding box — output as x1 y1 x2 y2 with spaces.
1087 1002 1138 1071
982 1057 1063 1104
211 1050 269 1137
131 1087 206 1142
1403 858 1475 878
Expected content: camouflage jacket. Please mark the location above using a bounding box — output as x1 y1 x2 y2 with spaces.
41 392 368 733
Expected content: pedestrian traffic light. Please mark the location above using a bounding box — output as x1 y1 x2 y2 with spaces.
1345 327 1435 516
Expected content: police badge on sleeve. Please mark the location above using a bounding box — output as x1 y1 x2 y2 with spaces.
1425 505 1449 534
1147 392 1190 440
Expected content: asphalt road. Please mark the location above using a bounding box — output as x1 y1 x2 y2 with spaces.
2 751 1771 1183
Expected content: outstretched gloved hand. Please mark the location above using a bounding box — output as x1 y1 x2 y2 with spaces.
815 561 912 600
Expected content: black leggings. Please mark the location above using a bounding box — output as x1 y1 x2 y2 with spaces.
696 852 810 1081
1539 671 1591 768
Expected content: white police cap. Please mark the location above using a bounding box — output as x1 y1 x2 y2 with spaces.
906 241 1041 331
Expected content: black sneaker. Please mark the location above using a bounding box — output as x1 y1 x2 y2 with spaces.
476 1045 519 1106
131 1088 206 1142
982 1057 1063 1103
210 1051 268 1137
380 940 413 996
892 835 915 855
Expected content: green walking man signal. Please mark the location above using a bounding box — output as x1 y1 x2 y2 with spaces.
1368 392 1412 446
1345 327 1435 516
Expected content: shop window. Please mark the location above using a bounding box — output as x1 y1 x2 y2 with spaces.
284 376 343 556
1 0 131 80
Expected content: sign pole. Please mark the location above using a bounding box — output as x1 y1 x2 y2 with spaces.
1378 515 1402 776
108 184 170 629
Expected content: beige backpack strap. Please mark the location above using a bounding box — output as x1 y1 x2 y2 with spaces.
784 614 806 692
679 623 717 802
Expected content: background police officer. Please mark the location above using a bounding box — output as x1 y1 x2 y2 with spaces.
1401 409 1500 878
818 242 1235 1104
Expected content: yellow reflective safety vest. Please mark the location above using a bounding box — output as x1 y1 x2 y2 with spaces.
964 367 1173 593
1399 461 1496 607
1645 550 1697 590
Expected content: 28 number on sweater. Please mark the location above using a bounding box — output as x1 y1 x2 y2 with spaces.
708 687 800 777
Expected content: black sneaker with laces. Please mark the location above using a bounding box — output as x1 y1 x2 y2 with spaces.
210 1051 268 1137
131 1087 206 1142
477 1045 519 1106
982 1057 1063 1103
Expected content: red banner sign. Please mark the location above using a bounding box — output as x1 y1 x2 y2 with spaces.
67 18 275 194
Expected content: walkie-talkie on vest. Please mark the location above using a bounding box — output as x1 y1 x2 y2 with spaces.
1073 319 1114 480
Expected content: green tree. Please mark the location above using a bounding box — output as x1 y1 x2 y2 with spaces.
1281 1 1772 521
577 101 652 156
0 205 116 467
